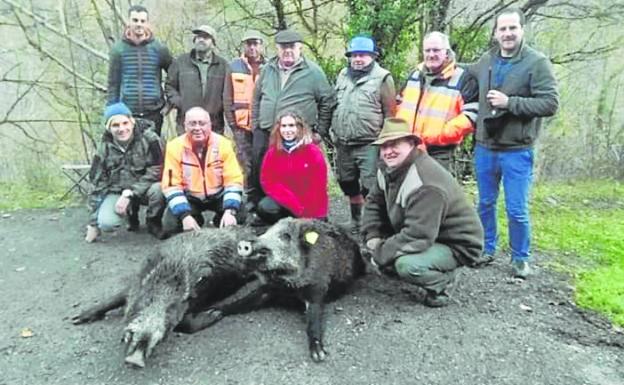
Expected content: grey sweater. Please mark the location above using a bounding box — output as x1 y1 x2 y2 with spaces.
470 43 559 150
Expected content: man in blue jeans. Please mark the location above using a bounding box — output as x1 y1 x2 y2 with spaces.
470 7 559 278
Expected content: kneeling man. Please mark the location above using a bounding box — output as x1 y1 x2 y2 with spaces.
85 102 165 242
362 118 483 307
161 107 245 236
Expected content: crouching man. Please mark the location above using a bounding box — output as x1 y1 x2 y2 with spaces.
161 107 245 236
85 102 165 242
362 118 483 307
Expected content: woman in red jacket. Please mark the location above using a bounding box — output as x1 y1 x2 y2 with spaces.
257 111 329 224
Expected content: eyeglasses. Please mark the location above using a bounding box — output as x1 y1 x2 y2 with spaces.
186 120 209 127
423 48 444 54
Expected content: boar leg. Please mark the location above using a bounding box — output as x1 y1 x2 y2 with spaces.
71 290 127 324
306 294 328 362
175 309 224 333
176 278 270 333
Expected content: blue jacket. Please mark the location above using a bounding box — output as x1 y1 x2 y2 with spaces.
107 33 172 114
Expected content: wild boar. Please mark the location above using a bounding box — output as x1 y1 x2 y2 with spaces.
71 226 263 368
220 218 366 362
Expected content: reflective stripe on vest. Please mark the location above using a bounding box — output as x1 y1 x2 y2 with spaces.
396 65 466 146
231 72 255 130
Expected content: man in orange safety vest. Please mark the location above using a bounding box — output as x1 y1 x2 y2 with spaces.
225 30 266 186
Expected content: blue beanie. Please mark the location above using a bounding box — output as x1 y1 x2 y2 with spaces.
103 102 132 123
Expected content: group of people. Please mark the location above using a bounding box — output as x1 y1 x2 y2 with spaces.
86 5 558 308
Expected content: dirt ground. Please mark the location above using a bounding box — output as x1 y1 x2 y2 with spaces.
1 202 623 385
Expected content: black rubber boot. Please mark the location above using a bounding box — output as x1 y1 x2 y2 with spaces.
126 205 140 231
349 203 363 235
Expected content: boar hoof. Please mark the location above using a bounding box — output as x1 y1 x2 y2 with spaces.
309 339 328 362
124 348 146 368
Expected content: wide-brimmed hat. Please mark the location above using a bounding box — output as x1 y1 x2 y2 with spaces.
192 24 217 41
275 29 303 44
372 118 420 145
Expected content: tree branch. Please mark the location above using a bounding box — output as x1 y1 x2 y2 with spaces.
551 44 623 65
1 0 108 61
12 9 106 92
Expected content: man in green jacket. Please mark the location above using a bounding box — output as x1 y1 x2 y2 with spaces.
165 24 232 135
470 8 559 279
362 118 483 307
331 35 396 235
247 29 336 211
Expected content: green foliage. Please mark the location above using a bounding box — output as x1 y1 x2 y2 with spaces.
0 183 67 210
577 265 624 326
345 0 426 81
0 150 83 210
316 55 346 84
450 25 491 62
488 180 624 324
529 181 624 325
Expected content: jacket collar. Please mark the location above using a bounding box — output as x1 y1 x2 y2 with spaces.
240 53 266 67
191 49 219 64
122 27 154 46
183 132 217 150
489 40 528 63
268 55 309 71
417 59 456 81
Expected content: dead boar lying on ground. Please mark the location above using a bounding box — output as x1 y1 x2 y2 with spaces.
213 218 366 362
71 226 262 368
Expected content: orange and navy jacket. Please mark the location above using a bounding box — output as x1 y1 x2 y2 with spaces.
227 55 265 130
396 60 478 147
162 132 244 218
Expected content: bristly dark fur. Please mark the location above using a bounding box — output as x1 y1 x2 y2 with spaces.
72 226 262 368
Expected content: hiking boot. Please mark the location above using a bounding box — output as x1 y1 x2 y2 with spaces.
423 270 457 308
146 218 164 239
249 213 267 227
126 210 140 231
511 260 531 279
350 219 361 235
349 203 362 235
472 251 495 267
424 291 450 308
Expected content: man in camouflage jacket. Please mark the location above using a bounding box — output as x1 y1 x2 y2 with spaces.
85 103 165 242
